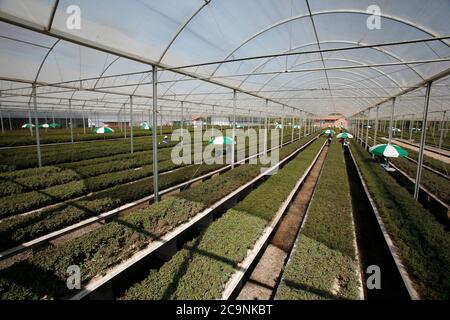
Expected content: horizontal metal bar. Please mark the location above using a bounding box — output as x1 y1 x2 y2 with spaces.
166 36 450 71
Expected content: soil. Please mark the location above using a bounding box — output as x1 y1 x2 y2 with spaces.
236 146 328 300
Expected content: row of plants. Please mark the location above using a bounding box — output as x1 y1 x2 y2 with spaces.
364 135 450 206
0 136 314 299
359 126 450 150
0 127 184 147
364 129 449 175
0 128 299 171
390 157 450 205
349 141 450 299
120 138 325 299
0 143 204 197
0 163 222 252
0 138 189 180
0 158 184 218
3 124 286 147
0 152 155 197
275 142 360 300
393 129 449 150
0 128 302 195
405 148 449 176
0 135 317 254
0 131 295 210
0 136 177 171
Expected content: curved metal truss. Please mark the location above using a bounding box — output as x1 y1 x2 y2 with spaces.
0 0 449 119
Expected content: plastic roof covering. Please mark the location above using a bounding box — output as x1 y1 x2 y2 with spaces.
0 0 449 119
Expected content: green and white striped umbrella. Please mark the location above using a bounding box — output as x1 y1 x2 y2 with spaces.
208 136 234 145
392 128 401 132
369 144 408 158
140 122 152 130
336 132 353 139
293 125 301 129
322 129 335 135
236 124 243 129
94 126 114 134
21 123 35 128
275 123 283 129
49 123 61 128
39 123 50 129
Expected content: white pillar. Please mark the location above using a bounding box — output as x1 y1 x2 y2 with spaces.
281 105 285 147
388 98 395 144
130 96 134 154
32 83 42 167
259 111 262 131
409 117 414 141
414 82 432 200
69 99 74 144
160 106 163 136
264 99 268 155
231 90 236 168
152 66 159 203
401 115 405 140
438 111 446 150
124 104 127 139
28 104 33 137
8 110 12 130
0 109 4 134
82 104 86 134
365 111 370 149
291 109 294 143
181 101 184 146
0 92 3 133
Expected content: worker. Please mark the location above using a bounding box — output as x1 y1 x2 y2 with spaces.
343 139 349 147
162 135 169 144
327 133 332 146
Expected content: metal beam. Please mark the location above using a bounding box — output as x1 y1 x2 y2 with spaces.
439 111 447 150
130 96 134 154
32 83 42 167
373 106 380 146
69 99 74 143
82 104 86 134
264 99 268 154
414 82 432 200
28 104 33 137
0 15 310 115
232 90 236 168
168 36 450 71
152 66 159 203
365 111 370 149
388 98 395 144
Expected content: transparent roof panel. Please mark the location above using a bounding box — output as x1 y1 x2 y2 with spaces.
0 32 48 80
0 0 56 28
0 0 449 118
51 0 204 63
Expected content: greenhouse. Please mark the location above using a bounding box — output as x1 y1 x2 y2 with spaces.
0 0 449 304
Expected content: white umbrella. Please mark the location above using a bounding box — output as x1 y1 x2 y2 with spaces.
95 126 114 134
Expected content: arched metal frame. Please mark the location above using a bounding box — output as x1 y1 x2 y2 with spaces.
0 2 449 120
